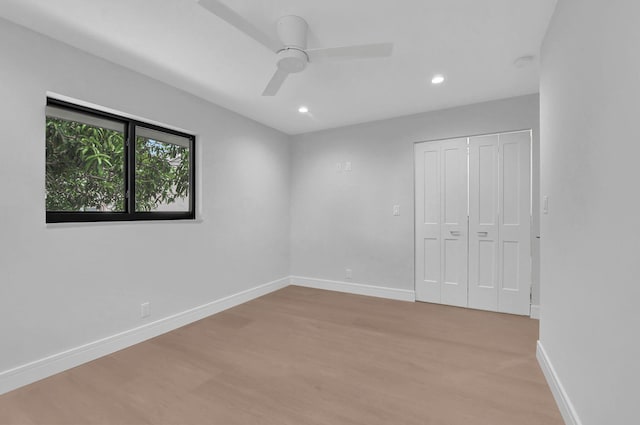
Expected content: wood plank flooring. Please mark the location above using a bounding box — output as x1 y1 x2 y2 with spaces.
0 286 563 424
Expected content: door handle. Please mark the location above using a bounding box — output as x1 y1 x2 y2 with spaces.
450 230 461 236
477 231 488 236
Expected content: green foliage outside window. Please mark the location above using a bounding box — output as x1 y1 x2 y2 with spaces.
135 136 190 212
46 118 190 212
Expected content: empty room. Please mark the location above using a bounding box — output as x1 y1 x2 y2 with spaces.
0 1 637 424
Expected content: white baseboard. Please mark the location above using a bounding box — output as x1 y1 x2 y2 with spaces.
290 276 415 302
0 276 289 396
1 276 414 395
537 341 583 425
530 304 540 319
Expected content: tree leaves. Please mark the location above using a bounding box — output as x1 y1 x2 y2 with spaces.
46 118 190 212
135 137 190 212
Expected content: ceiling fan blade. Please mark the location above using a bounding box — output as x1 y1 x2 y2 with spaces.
197 0 282 52
307 42 394 62
262 68 289 96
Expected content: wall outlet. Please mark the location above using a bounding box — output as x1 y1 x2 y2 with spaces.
345 268 353 279
393 205 400 216
344 161 352 171
141 302 150 318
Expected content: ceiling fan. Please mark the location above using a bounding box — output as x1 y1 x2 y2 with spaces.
197 0 394 96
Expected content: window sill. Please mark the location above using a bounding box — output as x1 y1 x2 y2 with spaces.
45 217 204 229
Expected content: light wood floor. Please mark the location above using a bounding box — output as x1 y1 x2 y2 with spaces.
0 286 563 425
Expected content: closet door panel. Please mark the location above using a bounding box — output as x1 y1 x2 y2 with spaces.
440 138 468 307
468 135 499 311
415 142 441 303
498 131 531 315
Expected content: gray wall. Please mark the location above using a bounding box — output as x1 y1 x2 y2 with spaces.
539 0 639 423
291 94 540 303
0 18 291 373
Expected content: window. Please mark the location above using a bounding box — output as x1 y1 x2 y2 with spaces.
45 99 195 223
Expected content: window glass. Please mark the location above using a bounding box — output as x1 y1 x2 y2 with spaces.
135 127 191 212
46 106 126 212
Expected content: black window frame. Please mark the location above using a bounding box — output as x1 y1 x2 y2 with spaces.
46 98 196 223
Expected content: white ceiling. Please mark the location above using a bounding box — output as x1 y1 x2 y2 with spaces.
0 0 556 135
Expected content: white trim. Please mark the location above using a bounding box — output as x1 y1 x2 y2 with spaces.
45 91 194 136
0 277 289 396
536 341 583 425
291 276 415 302
0 276 416 395
530 304 540 319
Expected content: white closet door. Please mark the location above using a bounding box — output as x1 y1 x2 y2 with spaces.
440 138 468 307
414 141 441 303
498 131 531 315
468 135 499 311
415 132 530 315
415 138 467 306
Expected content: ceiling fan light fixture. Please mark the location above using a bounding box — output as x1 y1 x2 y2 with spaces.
431 74 445 85
277 48 308 73
298 106 309 114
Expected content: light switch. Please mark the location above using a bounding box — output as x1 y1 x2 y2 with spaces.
543 196 549 215
393 205 400 216
336 162 342 172
345 161 352 171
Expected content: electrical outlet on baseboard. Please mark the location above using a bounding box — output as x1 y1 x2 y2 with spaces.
345 268 353 280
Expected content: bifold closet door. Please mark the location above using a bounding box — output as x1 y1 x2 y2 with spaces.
415 132 530 314
468 131 531 315
497 131 531 315
415 138 468 307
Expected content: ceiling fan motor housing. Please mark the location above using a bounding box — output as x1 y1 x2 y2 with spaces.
275 15 309 73
277 15 308 49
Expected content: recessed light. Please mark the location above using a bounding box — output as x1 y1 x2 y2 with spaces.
298 106 309 113
431 74 445 85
